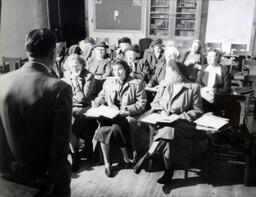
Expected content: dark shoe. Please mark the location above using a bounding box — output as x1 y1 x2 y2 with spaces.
105 167 113 177
157 169 174 184
133 153 150 174
124 161 133 169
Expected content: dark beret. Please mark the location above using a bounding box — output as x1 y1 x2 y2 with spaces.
93 41 109 49
118 37 131 45
150 38 163 47
124 44 140 53
25 28 56 57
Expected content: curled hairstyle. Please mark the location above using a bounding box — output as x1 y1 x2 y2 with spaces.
111 59 131 79
63 54 86 75
208 48 222 63
25 28 56 57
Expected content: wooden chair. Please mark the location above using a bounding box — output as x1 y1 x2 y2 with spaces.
206 42 222 51
229 44 248 73
2 57 22 73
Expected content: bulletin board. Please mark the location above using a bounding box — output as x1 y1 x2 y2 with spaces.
95 0 142 30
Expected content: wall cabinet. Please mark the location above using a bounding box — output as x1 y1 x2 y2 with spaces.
147 0 208 49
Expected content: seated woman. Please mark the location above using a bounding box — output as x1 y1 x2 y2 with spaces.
124 44 149 82
142 38 165 79
86 41 112 94
133 59 204 184
196 49 231 113
147 46 185 88
63 54 98 160
179 39 205 82
92 59 147 177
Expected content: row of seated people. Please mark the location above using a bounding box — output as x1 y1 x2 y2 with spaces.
55 42 231 184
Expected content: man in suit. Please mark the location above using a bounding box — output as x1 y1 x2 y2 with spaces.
0 29 72 197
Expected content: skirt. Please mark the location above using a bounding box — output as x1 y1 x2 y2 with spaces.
94 115 131 148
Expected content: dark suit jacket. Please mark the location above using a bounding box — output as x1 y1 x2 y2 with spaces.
148 60 187 87
196 65 231 93
0 62 72 187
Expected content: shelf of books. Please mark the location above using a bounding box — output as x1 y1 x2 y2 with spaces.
175 0 198 38
148 0 171 37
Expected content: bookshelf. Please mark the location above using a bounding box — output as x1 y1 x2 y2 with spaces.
147 0 208 49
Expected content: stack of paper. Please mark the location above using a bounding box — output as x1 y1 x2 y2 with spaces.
84 105 120 119
140 113 180 124
194 113 229 131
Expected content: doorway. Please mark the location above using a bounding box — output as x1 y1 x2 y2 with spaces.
47 0 86 47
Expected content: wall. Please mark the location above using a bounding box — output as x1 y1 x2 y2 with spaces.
0 0 48 62
205 0 255 53
88 0 146 46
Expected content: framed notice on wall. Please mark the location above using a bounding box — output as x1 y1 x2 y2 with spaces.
95 0 143 31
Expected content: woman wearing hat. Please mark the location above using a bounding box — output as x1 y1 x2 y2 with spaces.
142 38 165 79
115 37 132 59
86 41 112 94
133 57 204 184
92 59 147 177
124 44 150 82
179 39 205 82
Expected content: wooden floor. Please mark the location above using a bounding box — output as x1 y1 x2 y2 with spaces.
71 159 256 197
71 113 256 197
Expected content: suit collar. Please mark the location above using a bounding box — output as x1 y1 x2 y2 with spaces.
22 61 52 76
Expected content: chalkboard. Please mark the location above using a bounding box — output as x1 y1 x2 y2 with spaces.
95 0 142 30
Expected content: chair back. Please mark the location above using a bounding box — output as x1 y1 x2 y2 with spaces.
206 42 222 51
230 43 247 55
2 56 22 73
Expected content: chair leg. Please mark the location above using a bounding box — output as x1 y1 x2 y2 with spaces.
184 169 188 179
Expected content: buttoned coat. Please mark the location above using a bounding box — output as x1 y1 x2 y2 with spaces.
94 76 147 116
0 62 72 192
148 80 204 168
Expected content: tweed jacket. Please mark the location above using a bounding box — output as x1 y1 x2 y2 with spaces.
94 76 147 116
151 80 203 122
63 70 97 106
196 64 231 93
127 58 150 82
0 62 72 185
86 57 112 80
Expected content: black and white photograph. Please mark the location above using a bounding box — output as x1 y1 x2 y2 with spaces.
0 0 256 196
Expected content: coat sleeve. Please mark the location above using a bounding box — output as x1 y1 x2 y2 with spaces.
83 73 96 100
214 66 231 93
94 79 107 105
179 84 204 121
101 60 112 80
126 80 147 116
47 82 72 186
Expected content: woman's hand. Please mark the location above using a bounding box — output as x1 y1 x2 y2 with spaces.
91 100 100 108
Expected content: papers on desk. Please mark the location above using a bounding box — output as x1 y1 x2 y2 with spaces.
140 113 180 125
194 113 229 131
84 105 119 119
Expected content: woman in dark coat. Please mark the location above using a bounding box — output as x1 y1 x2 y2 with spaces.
63 54 98 161
92 59 147 177
134 58 204 184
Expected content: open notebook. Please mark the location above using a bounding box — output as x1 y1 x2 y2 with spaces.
194 113 229 131
140 113 180 125
84 105 120 119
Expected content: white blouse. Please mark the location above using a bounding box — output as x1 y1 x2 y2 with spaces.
205 65 221 88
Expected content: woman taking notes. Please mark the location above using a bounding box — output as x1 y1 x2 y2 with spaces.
92 59 147 177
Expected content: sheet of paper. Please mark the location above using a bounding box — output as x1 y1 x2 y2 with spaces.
194 113 229 130
85 105 120 119
140 113 179 124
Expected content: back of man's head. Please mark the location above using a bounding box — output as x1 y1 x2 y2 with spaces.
25 28 57 58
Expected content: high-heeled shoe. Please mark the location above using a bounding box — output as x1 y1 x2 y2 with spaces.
157 169 174 184
105 166 113 177
133 152 150 174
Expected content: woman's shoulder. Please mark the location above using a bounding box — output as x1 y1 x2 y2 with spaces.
127 77 144 86
183 82 200 90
